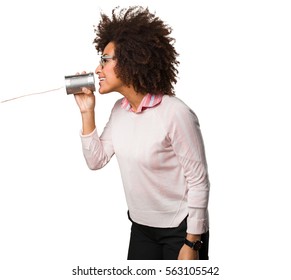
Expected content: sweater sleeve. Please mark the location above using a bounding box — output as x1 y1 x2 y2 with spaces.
80 104 116 170
169 102 210 234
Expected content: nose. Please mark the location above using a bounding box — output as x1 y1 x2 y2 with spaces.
95 64 102 74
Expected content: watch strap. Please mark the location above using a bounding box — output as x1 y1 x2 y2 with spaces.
184 238 203 251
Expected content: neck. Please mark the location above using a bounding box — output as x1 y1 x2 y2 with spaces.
120 86 145 112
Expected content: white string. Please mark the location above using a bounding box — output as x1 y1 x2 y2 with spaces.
0 86 64 104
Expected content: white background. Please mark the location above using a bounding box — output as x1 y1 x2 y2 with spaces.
0 0 290 279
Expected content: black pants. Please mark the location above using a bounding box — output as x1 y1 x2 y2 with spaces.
127 214 209 260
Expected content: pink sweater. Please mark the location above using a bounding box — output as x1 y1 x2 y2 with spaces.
80 95 210 234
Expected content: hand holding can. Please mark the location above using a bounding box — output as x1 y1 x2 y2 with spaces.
66 72 96 114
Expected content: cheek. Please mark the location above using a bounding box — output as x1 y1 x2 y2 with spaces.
111 65 124 84
109 74 124 87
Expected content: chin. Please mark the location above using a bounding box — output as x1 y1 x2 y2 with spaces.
98 88 109 95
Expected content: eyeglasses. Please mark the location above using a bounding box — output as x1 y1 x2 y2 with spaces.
99 55 114 67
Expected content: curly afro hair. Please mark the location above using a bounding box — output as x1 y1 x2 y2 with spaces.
93 6 179 96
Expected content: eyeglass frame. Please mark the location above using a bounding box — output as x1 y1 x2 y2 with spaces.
99 55 114 68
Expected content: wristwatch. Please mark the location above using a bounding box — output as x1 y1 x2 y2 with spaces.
184 238 203 251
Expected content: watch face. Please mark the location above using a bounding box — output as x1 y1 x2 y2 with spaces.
194 240 203 250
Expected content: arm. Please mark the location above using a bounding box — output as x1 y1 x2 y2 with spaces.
74 86 96 135
74 85 114 169
169 102 210 259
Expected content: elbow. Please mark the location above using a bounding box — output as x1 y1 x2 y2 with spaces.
85 157 108 171
88 164 104 171
87 164 100 171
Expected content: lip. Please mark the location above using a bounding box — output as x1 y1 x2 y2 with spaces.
98 75 106 83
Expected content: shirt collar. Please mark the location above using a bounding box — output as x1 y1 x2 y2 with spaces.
121 93 163 113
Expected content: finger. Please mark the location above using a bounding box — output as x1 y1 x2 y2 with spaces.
81 87 93 95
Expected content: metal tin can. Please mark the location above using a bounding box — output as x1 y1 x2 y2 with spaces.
64 72 96 95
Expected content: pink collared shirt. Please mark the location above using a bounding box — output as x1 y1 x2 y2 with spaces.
80 94 210 234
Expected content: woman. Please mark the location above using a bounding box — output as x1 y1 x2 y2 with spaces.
74 6 210 260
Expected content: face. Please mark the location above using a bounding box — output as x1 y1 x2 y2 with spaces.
95 42 124 94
